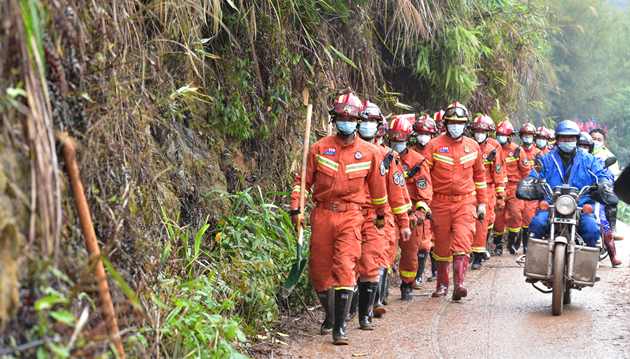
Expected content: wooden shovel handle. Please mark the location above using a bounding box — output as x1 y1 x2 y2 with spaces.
298 104 313 246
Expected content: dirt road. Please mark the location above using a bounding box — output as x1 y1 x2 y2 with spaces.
277 222 630 359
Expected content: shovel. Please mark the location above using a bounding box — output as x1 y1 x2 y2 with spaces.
282 92 312 298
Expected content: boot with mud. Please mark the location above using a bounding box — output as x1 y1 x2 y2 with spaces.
507 231 518 254
604 231 622 267
346 285 359 321
493 234 504 256
471 252 483 270
452 255 469 301
316 288 334 335
514 229 522 251
606 205 624 241
373 267 388 318
382 272 391 305
413 250 428 289
483 229 492 260
431 260 450 297
358 281 378 330
427 248 438 281
333 289 353 345
400 280 414 301
522 228 530 254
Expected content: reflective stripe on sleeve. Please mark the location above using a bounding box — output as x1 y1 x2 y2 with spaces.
392 204 408 214
496 187 505 193
292 185 300 193
416 201 430 212
475 182 487 189
371 196 388 205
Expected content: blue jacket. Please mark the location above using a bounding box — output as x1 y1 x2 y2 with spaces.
528 147 608 206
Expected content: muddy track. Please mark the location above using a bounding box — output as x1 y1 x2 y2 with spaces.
273 222 630 359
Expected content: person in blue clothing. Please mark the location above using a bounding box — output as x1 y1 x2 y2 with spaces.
527 121 610 248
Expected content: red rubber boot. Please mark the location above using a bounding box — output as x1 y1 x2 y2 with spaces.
604 231 622 267
431 260 450 297
452 255 469 301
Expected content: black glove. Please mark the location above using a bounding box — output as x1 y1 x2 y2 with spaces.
591 180 620 206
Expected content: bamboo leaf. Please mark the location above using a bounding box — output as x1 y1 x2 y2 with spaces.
328 45 357 69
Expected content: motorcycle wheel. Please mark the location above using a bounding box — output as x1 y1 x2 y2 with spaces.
552 242 566 316
563 279 571 305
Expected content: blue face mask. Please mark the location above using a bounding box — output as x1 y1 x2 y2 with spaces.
558 141 576 153
593 140 603 152
390 141 407 154
497 135 508 144
536 139 547 148
448 124 465 138
336 121 358 136
358 122 379 138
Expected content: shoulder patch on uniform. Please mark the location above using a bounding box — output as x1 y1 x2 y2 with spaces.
483 153 488 159
522 157 528 166
417 178 427 189
355 151 363 159
402 164 408 171
393 171 401 185
324 147 336 155
397 172 405 186
509 151 514 156
439 147 449 153
496 163 502 174
379 162 386 176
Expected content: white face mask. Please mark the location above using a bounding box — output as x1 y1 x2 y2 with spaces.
377 137 384 145
497 135 508 144
474 133 487 144
522 137 533 145
358 122 379 138
448 124 465 139
536 139 547 148
416 134 431 146
390 141 407 154
593 140 603 152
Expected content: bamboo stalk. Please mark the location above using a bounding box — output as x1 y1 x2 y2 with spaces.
61 135 125 358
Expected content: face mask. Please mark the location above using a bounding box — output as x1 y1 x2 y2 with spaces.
336 121 358 136
558 141 576 153
593 140 603 152
497 135 508 144
390 141 407 154
417 135 431 146
358 122 378 138
447 124 465 138
474 133 487 144
536 139 547 148
522 137 533 145
377 137 384 145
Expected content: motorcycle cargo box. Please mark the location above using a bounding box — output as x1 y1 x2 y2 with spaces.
572 245 599 287
524 238 551 280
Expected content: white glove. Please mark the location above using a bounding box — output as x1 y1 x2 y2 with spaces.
477 203 487 217
400 227 412 242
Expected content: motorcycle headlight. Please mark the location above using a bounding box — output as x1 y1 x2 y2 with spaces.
556 195 576 215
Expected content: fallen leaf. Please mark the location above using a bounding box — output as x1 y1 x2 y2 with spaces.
277 332 289 337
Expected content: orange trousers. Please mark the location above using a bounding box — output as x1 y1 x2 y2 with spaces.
472 186 496 253
382 212 398 268
359 209 386 279
521 200 538 229
493 182 523 235
399 222 431 283
431 197 476 261
309 207 363 292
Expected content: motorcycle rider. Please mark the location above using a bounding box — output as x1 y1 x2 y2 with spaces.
517 123 541 253
492 120 530 255
423 102 487 300
527 121 610 250
576 132 622 267
388 115 433 300
290 93 389 345
469 115 507 269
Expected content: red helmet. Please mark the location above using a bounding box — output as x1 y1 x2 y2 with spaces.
376 118 389 139
471 115 495 131
443 102 469 121
496 121 516 135
433 110 445 130
536 126 551 139
413 115 436 134
361 100 385 123
388 115 415 141
329 93 365 120
519 122 537 135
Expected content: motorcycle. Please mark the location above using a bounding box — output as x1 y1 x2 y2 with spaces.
515 156 618 316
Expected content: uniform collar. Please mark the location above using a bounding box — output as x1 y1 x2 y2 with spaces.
335 133 358 148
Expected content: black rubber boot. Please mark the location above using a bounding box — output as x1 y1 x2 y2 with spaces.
514 229 522 251
316 288 334 335
346 285 359 321
483 229 492 260
358 282 378 330
414 250 429 290
606 204 618 234
507 231 518 254
428 249 437 281
383 273 390 305
333 289 353 345
522 228 529 254
400 281 414 301
471 252 483 270
493 234 504 256
373 268 388 318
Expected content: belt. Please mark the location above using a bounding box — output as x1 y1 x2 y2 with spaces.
435 191 476 203
317 201 362 212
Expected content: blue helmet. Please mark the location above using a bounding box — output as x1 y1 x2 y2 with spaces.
555 120 580 138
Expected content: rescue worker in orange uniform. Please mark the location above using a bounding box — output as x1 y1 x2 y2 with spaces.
434 110 446 136
347 101 412 329
388 115 432 300
290 93 388 345
423 103 487 300
469 115 507 269
492 121 531 255
516 123 540 253
535 126 552 155
411 115 438 287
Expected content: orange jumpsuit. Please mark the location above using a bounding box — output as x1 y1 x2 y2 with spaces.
472 139 507 253
424 135 487 262
520 144 541 229
291 135 388 292
539 146 550 155
411 144 433 250
359 143 410 280
398 149 432 284
492 142 530 236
